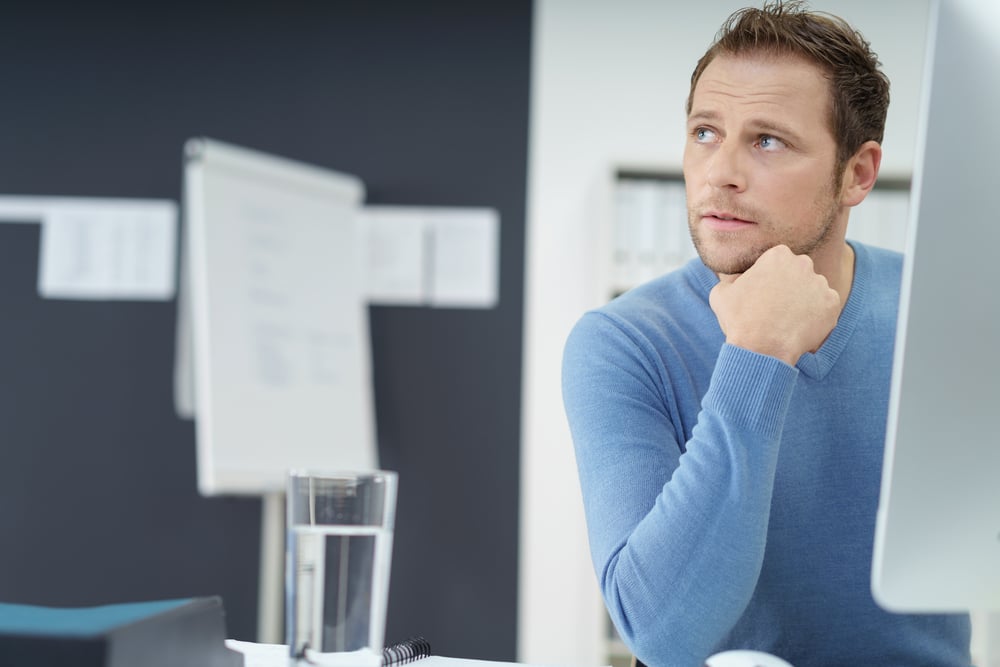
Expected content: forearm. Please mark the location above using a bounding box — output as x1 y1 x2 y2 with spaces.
567 342 797 665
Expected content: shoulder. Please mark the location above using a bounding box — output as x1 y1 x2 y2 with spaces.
855 241 903 277
562 259 723 398
567 259 717 352
850 241 903 309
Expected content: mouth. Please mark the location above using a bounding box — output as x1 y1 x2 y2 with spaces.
702 210 756 230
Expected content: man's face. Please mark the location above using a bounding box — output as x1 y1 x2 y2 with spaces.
683 53 847 275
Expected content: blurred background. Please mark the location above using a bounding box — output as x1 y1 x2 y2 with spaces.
7 2 988 667
0 1 528 662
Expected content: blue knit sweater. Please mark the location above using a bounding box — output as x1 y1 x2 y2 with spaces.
562 241 970 667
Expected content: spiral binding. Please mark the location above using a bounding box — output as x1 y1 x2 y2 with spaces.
382 637 432 665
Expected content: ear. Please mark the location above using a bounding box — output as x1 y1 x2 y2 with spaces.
840 140 882 207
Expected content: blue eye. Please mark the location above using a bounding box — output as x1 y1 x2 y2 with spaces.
759 134 786 151
694 127 716 143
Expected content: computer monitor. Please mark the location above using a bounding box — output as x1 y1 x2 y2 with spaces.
871 0 1000 613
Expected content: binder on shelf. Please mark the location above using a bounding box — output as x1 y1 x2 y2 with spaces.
0 596 243 667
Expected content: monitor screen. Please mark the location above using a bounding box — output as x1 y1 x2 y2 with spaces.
871 0 1000 613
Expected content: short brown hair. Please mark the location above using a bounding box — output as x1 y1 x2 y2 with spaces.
687 0 890 172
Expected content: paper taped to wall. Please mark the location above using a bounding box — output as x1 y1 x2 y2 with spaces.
0 195 177 301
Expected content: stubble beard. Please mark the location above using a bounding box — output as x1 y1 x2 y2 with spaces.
688 185 842 276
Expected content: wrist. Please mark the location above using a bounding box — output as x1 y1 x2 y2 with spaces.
725 335 802 367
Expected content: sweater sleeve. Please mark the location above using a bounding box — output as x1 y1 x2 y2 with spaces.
562 311 799 667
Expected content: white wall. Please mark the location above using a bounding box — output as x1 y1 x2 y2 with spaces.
519 2 935 665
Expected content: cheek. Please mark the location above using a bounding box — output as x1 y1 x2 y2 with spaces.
762 168 825 208
681 147 694 179
682 154 708 196
745 176 810 231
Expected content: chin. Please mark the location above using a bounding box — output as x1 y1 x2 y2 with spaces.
690 229 772 276
694 246 766 276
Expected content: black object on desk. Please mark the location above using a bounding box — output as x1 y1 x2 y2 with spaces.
0 596 243 667
383 636 433 665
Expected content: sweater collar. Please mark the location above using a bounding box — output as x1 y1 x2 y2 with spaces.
797 241 869 380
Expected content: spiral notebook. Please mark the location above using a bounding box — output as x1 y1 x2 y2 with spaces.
382 637 433 665
225 638 549 667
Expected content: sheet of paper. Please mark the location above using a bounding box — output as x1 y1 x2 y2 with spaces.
225 640 290 667
0 195 177 300
428 208 499 308
362 207 428 305
361 206 499 308
0 196 48 222
223 640 582 667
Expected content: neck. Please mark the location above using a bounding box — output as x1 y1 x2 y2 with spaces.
814 240 856 312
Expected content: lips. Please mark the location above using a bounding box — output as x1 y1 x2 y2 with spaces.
705 210 754 224
702 210 756 231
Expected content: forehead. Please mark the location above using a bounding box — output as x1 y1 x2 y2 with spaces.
689 53 832 132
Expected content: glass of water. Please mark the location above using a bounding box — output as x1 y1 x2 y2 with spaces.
285 470 397 665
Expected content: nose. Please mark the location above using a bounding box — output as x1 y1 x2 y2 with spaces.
706 141 747 192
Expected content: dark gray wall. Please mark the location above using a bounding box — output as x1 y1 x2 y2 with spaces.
0 3 529 661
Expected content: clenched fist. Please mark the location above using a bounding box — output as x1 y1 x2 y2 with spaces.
709 245 841 366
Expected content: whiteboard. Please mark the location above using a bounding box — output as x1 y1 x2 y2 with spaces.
177 138 376 495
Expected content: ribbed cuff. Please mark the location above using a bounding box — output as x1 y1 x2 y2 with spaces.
702 344 799 438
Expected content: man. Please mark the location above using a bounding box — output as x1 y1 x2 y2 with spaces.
561 2 971 666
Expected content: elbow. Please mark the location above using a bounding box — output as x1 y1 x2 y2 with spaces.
604 595 693 667
600 566 721 667
600 570 670 663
